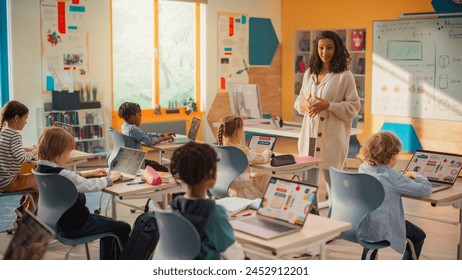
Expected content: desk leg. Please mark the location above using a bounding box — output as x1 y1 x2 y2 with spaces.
111 196 117 220
159 151 164 165
162 194 168 209
458 208 462 260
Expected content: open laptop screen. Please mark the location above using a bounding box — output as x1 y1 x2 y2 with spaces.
248 135 277 153
187 117 201 141
404 150 462 185
257 177 317 226
110 147 146 176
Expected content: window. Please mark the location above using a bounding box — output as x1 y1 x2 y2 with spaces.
112 0 199 110
0 0 10 106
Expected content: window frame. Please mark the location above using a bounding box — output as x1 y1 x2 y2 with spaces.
111 0 202 111
0 0 10 106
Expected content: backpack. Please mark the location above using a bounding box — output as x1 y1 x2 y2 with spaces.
118 212 159 260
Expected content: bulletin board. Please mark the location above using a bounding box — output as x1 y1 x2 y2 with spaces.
40 0 89 92
217 12 249 91
372 17 462 121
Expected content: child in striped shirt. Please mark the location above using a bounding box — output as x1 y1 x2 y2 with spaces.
0 100 38 216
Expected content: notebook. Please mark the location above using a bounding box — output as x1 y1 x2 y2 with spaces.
171 117 201 143
216 197 254 215
248 135 277 153
230 177 318 240
109 147 147 183
404 149 462 192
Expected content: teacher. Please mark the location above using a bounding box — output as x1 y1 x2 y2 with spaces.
294 31 360 212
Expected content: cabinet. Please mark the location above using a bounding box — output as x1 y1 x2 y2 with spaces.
293 28 366 126
37 107 108 156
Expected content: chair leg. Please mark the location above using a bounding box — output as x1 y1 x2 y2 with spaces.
406 238 417 260
361 248 379 260
64 246 76 260
85 243 91 260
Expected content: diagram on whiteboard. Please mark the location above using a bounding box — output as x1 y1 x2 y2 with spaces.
372 18 462 121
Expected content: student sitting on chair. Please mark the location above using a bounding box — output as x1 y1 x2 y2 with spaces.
0 100 39 218
169 142 245 260
35 127 131 260
358 131 431 260
218 115 272 199
117 102 173 171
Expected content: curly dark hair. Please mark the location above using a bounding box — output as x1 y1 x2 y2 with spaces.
308 31 351 75
117 102 141 122
363 132 402 166
217 115 243 146
170 142 218 186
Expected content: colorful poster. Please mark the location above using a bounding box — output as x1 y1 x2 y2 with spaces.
41 0 89 92
217 12 249 91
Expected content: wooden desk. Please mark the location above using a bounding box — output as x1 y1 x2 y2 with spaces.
403 182 462 259
103 180 181 219
30 150 94 171
250 156 321 177
233 214 351 260
144 143 185 165
244 123 362 138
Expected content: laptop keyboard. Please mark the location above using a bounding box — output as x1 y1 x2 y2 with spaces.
241 217 294 233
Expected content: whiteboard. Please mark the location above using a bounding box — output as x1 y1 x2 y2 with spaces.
372 17 462 121
227 83 262 119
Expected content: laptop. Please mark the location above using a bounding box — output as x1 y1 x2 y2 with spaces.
404 149 462 192
109 147 147 183
171 117 201 143
248 135 277 153
230 177 318 240
3 210 54 260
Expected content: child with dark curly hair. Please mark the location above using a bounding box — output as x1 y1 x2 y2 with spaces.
117 102 174 171
358 131 432 260
169 142 245 260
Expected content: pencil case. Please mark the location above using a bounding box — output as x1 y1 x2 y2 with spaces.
270 154 296 167
142 165 162 186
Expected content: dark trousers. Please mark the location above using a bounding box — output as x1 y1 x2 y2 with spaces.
60 214 131 260
403 220 426 260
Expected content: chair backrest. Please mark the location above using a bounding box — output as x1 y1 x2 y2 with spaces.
347 135 361 158
152 209 201 260
107 127 127 167
329 167 385 245
32 171 79 231
208 145 248 199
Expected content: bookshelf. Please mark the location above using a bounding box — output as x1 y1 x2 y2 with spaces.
37 107 108 157
293 28 366 126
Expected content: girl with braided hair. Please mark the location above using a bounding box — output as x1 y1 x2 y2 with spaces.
217 115 272 199
169 142 245 260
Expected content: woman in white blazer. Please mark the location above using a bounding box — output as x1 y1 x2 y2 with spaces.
294 31 360 212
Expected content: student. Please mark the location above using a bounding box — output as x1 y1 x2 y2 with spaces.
35 127 131 260
358 132 432 260
217 115 273 199
0 100 38 216
169 142 245 260
117 102 173 171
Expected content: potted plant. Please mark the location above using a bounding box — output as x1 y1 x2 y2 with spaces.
85 112 95 124
183 98 197 115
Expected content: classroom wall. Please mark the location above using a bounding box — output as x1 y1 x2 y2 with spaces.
9 0 281 145
9 0 111 146
204 0 282 142
281 0 462 153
